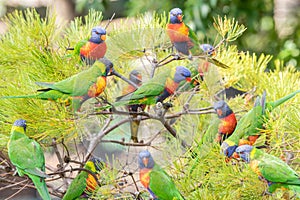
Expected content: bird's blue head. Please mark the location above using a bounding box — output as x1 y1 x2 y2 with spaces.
90 26 106 44
174 66 191 83
200 44 216 56
13 119 27 131
90 157 106 171
138 150 155 169
169 8 183 24
235 145 253 163
129 70 142 85
213 100 233 119
221 141 238 158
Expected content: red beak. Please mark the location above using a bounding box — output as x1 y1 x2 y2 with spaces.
186 77 191 82
177 14 183 22
142 157 149 167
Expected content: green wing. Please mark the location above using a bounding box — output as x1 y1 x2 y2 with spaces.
63 171 88 200
257 151 300 185
8 130 46 177
116 71 170 105
225 101 263 145
149 164 184 200
8 128 51 200
186 24 199 46
73 39 88 56
36 61 105 96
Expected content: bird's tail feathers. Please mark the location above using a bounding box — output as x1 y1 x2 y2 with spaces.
35 82 54 88
1 94 39 99
269 89 300 110
28 174 51 200
130 116 140 143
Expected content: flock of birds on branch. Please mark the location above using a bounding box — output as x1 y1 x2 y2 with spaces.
3 7 300 200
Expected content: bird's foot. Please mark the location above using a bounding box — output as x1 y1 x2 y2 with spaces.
173 53 180 60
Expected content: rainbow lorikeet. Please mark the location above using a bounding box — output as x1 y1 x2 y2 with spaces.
166 9 228 70
72 26 107 65
62 158 105 200
236 145 300 196
189 101 237 172
1 58 114 111
213 100 237 143
138 150 185 200
166 8 197 57
8 119 51 200
122 70 146 143
221 90 300 158
114 66 191 107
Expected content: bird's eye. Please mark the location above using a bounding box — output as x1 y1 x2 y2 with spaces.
95 31 99 34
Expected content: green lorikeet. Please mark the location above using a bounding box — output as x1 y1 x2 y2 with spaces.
138 150 185 200
62 158 105 200
2 58 114 111
122 70 146 143
221 90 300 158
8 119 51 200
236 145 300 195
72 26 107 65
115 66 191 107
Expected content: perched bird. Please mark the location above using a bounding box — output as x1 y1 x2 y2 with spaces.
166 8 196 57
1 58 114 111
72 26 107 65
138 150 185 200
62 158 105 200
189 101 237 173
115 66 191 107
122 70 146 143
236 145 300 195
213 100 237 143
221 90 300 158
8 119 51 200
166 8 228 70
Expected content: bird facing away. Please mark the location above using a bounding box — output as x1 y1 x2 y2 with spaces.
62 158 105 200
221 90 300 158
236 145 300 196
8 119 51 200
138 150 185 200
1 58 114 111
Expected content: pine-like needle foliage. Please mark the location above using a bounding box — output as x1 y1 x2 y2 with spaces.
0 8 300 200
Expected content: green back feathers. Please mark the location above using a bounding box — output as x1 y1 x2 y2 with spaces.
149 164 185 200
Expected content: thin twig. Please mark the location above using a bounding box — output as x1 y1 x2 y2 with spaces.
48 167 101 187
104 13 116 30
84 116 114 162
0 178 28 191
112 70 139 89
5 181 29 200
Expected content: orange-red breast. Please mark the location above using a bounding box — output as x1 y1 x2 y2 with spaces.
213 100 237 143
79 27 107 65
